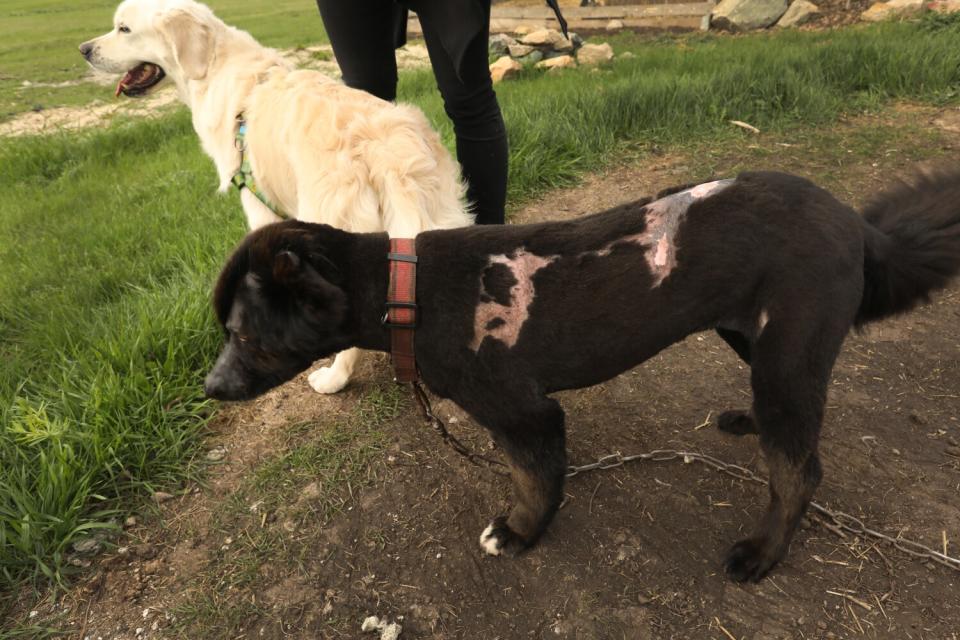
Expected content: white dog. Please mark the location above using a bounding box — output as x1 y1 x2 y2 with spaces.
80 0 473 394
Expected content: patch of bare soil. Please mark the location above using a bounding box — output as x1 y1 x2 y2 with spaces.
12 107 960 640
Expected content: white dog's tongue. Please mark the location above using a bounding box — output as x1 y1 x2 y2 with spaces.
115 69 135 97
115 63 159 97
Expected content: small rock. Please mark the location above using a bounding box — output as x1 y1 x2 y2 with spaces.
576 43 614 67
152 491 175 504
124 516 138 528
860 0 924 22
143 559 162 575
637 594 653 605
520 28 566 47
537 55 576 71
381 623 402 640
776 0 820 27
817 621 828 630
205 446 226 462
605 19 625 31
490 56 522 83
299 481 323 502
507 43 536 58
516 50 544 65
73 538 103 556
554 37 575 52
134 543 157 559
488 33 517 57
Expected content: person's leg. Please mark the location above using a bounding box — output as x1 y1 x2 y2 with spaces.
315 0 398 101
419 10 508 224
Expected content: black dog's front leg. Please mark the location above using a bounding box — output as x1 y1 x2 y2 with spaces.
465 395 567 556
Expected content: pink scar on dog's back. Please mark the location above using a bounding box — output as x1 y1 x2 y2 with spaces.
469 179 733 351
469 251 557 351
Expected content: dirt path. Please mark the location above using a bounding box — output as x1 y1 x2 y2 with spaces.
11 106 960 640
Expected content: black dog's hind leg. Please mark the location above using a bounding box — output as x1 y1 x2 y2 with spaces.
724 313 847 582
714 328 758 436
469 395 567 556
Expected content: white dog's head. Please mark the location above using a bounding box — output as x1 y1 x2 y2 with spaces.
80 0 217 97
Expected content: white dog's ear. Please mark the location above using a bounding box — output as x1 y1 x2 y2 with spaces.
158 10 213 81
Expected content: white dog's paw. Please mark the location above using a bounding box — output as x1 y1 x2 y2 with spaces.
479 523 503 556
308 366 350 394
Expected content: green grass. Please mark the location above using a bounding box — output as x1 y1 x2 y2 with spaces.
2 15 960 619
0 0 328 122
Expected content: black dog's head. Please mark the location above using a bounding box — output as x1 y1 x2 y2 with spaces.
204 221 351 402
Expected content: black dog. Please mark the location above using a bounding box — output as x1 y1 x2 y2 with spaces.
205 169 960 582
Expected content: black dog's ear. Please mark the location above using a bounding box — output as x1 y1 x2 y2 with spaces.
308 251 343 285
273 250 301 282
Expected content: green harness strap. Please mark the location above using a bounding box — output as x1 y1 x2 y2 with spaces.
231 119 281 215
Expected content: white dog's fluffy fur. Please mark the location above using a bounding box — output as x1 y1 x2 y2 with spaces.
81 0 473 393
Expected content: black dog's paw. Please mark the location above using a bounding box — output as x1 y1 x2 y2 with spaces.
717 410 758 436
479 516 529 557
723 538 780 582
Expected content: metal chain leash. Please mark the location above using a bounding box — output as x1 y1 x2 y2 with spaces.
409 384 960 571
567 449 960 572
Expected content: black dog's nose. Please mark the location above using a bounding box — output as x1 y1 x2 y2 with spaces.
79 42 93 59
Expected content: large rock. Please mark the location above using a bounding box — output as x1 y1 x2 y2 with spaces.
576 42 615 67
520 28 567 47
536 55 576 70
508 43 536 58
711 0 789 30
490 56 522 83
860 0 924 21
488 33 517 57
776 0 821 26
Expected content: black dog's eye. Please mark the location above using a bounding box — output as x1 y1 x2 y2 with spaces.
236 334 249 344
118 25 131 33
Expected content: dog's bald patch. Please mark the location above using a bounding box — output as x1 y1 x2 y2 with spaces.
470 250 557 352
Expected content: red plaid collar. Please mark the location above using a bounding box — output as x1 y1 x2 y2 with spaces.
384 238 418 383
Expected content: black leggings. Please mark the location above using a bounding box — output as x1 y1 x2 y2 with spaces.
315 0 508 225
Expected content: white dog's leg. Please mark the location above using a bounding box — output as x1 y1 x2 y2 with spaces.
241 189 282 230
308 348 360 394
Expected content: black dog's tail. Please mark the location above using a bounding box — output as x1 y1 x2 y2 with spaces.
857 167 960 326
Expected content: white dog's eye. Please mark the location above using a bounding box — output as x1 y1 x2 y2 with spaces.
118 25 131 33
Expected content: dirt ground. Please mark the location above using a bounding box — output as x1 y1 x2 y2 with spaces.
9 107 960 640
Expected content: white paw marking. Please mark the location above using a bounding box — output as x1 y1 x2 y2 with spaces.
479 524 502 556
758 308 770 333
308 365 349 394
